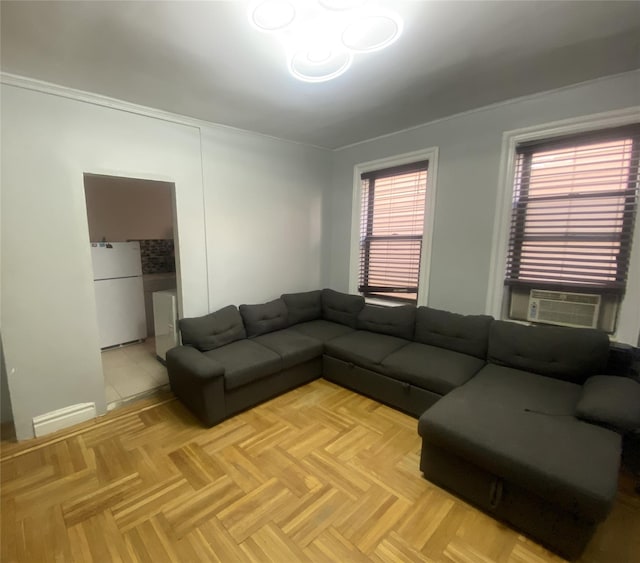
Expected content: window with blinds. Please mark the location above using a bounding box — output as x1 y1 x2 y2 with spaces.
358 160 429 303
505 124 640 294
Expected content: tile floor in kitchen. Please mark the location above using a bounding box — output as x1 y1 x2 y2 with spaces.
102 337 170 409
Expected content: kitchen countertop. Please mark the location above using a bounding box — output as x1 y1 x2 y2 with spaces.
143 272 176 292
142 272 176 281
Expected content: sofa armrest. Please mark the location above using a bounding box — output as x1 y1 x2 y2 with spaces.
576 375 640 434
166 346 226 427
166 345 225 380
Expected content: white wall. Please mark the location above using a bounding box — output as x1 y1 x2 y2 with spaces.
84 175 174 242
326 72 640 336
0 335 12 423
1 80 330 440
0 86 195 440
2 70 638 441
202 126 329 308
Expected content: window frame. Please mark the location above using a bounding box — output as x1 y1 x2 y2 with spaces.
505 124 639 294
349 147 439 307
487 108 640 345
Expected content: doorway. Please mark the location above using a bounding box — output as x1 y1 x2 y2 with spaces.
83 174 178 409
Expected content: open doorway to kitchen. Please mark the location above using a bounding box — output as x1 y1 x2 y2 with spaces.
83 173 179 410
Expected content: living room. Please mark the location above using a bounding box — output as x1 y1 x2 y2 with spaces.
1 1 639 561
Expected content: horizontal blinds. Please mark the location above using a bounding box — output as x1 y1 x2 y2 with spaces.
359 162 428 302
505 124 640 293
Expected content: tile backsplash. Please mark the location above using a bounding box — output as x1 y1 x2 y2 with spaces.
136 239 175 274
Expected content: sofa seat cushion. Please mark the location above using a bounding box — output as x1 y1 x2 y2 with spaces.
418 365 621 522
324 330 409 371
204 340 282 391
382 342 485 395
253 329 323 370
288 319 355 342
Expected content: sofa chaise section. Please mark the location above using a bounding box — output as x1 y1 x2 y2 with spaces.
418 320 621 559
166 287 637 560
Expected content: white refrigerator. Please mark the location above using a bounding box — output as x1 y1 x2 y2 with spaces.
91 242 147 349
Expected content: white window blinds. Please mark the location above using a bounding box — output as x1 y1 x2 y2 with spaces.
505 124 640 294
359 161 428 302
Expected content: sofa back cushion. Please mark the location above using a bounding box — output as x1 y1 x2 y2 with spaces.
281 290 322 325
322 289 365 328
415 307 492 359
488 320 609 384
357 304 416 340
239 298 288 337
179 305 246 351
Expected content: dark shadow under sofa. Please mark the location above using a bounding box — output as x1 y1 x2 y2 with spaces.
166 288 640 560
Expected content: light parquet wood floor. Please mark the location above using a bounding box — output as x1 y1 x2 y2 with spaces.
1 380 638 563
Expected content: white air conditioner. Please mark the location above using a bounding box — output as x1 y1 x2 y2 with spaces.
527 290 601 329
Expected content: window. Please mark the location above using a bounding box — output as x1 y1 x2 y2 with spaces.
358 160 429 303
505 124 640 295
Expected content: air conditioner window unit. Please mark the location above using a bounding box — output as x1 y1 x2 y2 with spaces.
527 289 601 329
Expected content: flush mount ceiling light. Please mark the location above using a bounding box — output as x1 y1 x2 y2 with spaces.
342 12 402 52
290 46 352 82
250 0 296 31
248 0 403 83
317 0 367 10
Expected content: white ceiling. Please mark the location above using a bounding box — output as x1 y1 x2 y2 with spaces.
1 1 639 149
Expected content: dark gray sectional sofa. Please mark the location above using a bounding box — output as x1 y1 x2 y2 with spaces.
166 287 640 560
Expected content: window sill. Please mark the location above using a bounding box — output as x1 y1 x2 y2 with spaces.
364 297 411 308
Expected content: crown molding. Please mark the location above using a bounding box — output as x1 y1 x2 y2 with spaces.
1 72 201 128
334 69 640 151
0 72 331 151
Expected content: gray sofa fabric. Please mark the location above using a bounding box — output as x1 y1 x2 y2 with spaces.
414 307 492 359
281 290 322 325
239 298 288 337
203 339 282 390
289 319 355 342
323 356 443 417
179 305 246 351
168 287 622 560
576 375 640 433
166 346 226 427
166 345 225 380
324 330 409 371
321 288 365 328
488 320 609 384
357 304 416 340
447 363 583 414
419 442 598 561
382 342 485 395
254 328 323 370
225 358 322 417
418 366 621 523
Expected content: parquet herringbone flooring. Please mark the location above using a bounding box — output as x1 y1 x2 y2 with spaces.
1 380 638 563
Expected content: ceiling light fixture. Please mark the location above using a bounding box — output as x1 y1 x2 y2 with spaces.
317 0 367 10
341 12 402 53
250 0 296 32
248 0 403 83
290 47 352 82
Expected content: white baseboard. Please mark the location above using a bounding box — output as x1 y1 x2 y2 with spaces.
32 403 97 438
